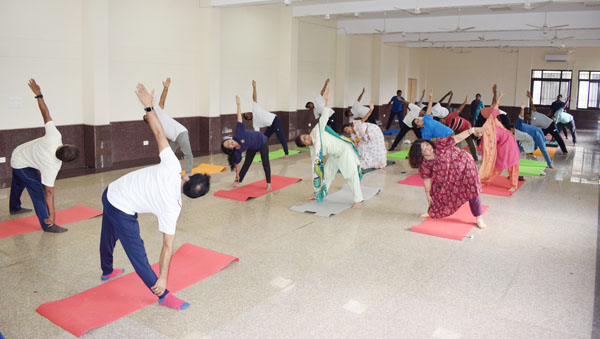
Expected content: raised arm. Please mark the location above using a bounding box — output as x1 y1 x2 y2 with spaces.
159 77 171 109
357 87 365 102
456 96 468 114
563 97 570 109
493 90 503 109
320 78 330 96
136 84 169 153
252 80 257 103
519 101 526 118
526 90 536 113
361 102 375 123
27 79 52 124
447 91 454 106
236 96 242 123
452 127 481 144
491 84 497 106
437 90 452 104
425 89 434 115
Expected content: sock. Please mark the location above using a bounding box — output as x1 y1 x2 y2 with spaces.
158 293 190 310
101 268 125 281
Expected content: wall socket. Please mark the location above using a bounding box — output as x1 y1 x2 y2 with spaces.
0 157 5 163
143 140 149 146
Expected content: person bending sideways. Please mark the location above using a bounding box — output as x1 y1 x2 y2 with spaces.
345 88 376 124
408 128 488 229
430 90 453 119
554 102 577 146
412 90 454 141
222 96 272 191
146 77 194 174
388 102 424 152
305 78 337 131
515 102 553 168
9 79 80 233
243 80 289 158
295 88 363 209
343 102 386 170
478 89 521 192
100 83 210 310
440 96 478 161
525 90 567 154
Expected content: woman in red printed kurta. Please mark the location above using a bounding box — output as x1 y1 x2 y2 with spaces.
409 127 488 229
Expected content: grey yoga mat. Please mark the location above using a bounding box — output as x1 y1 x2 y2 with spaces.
290 185 381 217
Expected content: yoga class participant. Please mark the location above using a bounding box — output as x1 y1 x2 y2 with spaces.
343 102 386 170
222 96 272 191
550 94 568 115
431 90 453 118
408 128 488 229
9 79 80 233
469 93 485 125
295 88 363 208
305 78 337 131
149 77 195 174
525 90 567 154
412 90 454 140
475 84 498 128
554 101 577 146
100 83 210 310
388 102 425 152
243 80 289 158
385 89 408 130
515 102 553 168
440 96 478 161
478 90 521 192
345 88 376 123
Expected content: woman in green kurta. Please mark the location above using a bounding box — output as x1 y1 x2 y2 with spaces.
295 88 363 208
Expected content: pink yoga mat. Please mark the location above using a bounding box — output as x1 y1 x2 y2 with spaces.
214 175 302 201
0 205 102 239
36 243 238 337
397 174 525 197
411 203 489 240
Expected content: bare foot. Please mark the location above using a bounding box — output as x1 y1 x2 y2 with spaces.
476 219 488 229
419 213 430 218
352 202 361 209
305 195 316 201
266 184 272 191
508 187 516 193
284 155 289 159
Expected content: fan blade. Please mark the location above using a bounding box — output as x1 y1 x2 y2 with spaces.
526 24 543 29
549 24 569 29
461 27 475 31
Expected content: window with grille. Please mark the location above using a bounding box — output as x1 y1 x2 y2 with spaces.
530 70 572 107
577 71 600 109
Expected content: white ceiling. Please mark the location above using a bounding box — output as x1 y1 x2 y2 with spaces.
211 0 600 48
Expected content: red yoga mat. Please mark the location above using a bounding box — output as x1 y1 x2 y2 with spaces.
214 175 302 201
397 174 525 197
0 205 102 239
411 203 489 240
36 243 238 337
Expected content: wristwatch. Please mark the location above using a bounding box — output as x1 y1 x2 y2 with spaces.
144 106 154 112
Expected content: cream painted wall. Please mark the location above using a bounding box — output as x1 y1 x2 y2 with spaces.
406 47 600 107
1 0 82 130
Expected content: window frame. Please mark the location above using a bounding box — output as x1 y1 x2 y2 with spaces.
530 69 572 109
577 70 600 110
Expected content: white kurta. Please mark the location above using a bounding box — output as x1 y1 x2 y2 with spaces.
351 121 386 169
309 107 363 202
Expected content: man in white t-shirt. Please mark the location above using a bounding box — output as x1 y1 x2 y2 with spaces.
100 83 210 310
9 79 80 233
388 102 425 151
143 78 194 174
305 78 337 132
525 90 568 153
431 90 453 119
345 88 375 123
242 80 289 158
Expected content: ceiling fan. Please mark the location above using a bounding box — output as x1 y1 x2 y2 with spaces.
526 12 568 34
440 8 475 32
523 1 550 10
396 0 439 15
375 12 388 34
550 31 574 43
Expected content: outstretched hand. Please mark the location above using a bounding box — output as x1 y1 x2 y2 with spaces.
135 84 154 108
369 101 374 110
28 79 41 96
520 102 525 109
497 90 504 101
526 90 531 98
252 80 256 87
235 95 241 105
162 77 171 88
324 87 330 102
492 83 497 93
428 88 433 100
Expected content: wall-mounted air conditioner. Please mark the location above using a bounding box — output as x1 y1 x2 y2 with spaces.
545 54 569 62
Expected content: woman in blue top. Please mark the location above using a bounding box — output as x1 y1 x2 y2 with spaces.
221 96 272 191
411 89 454 140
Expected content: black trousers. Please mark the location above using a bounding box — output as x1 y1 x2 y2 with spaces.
389 121 422 151
239 143 271 184
264 116 288 155
542 122 567 153
557 120 577 144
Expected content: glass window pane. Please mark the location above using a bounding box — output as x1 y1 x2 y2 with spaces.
589 82 599 108
543 70 561 79
532 70 542 78
532 80 542 105
562 71 572 79
578 80 589 109
541 81 559 105
591 72 600 80
579 71 589 80
559 82 570 101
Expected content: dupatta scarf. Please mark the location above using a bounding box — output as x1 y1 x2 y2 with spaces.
479 107 499 185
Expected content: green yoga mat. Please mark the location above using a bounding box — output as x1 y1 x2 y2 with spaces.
362 160 396 174
244 149 300 163
387 149 409 159
519 158 547 176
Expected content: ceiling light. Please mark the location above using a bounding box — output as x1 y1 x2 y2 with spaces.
283 0 291 5
354 12 360 17
325 13 330 20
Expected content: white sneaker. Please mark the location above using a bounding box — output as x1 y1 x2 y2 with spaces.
540 172 546 176
404 140 411 144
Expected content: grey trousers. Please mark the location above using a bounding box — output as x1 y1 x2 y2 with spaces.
170 131 194 174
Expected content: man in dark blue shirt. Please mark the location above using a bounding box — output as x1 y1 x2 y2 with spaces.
550 94 567 114
385 90 408 131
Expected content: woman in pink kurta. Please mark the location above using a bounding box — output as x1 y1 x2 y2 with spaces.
409 131 488 229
